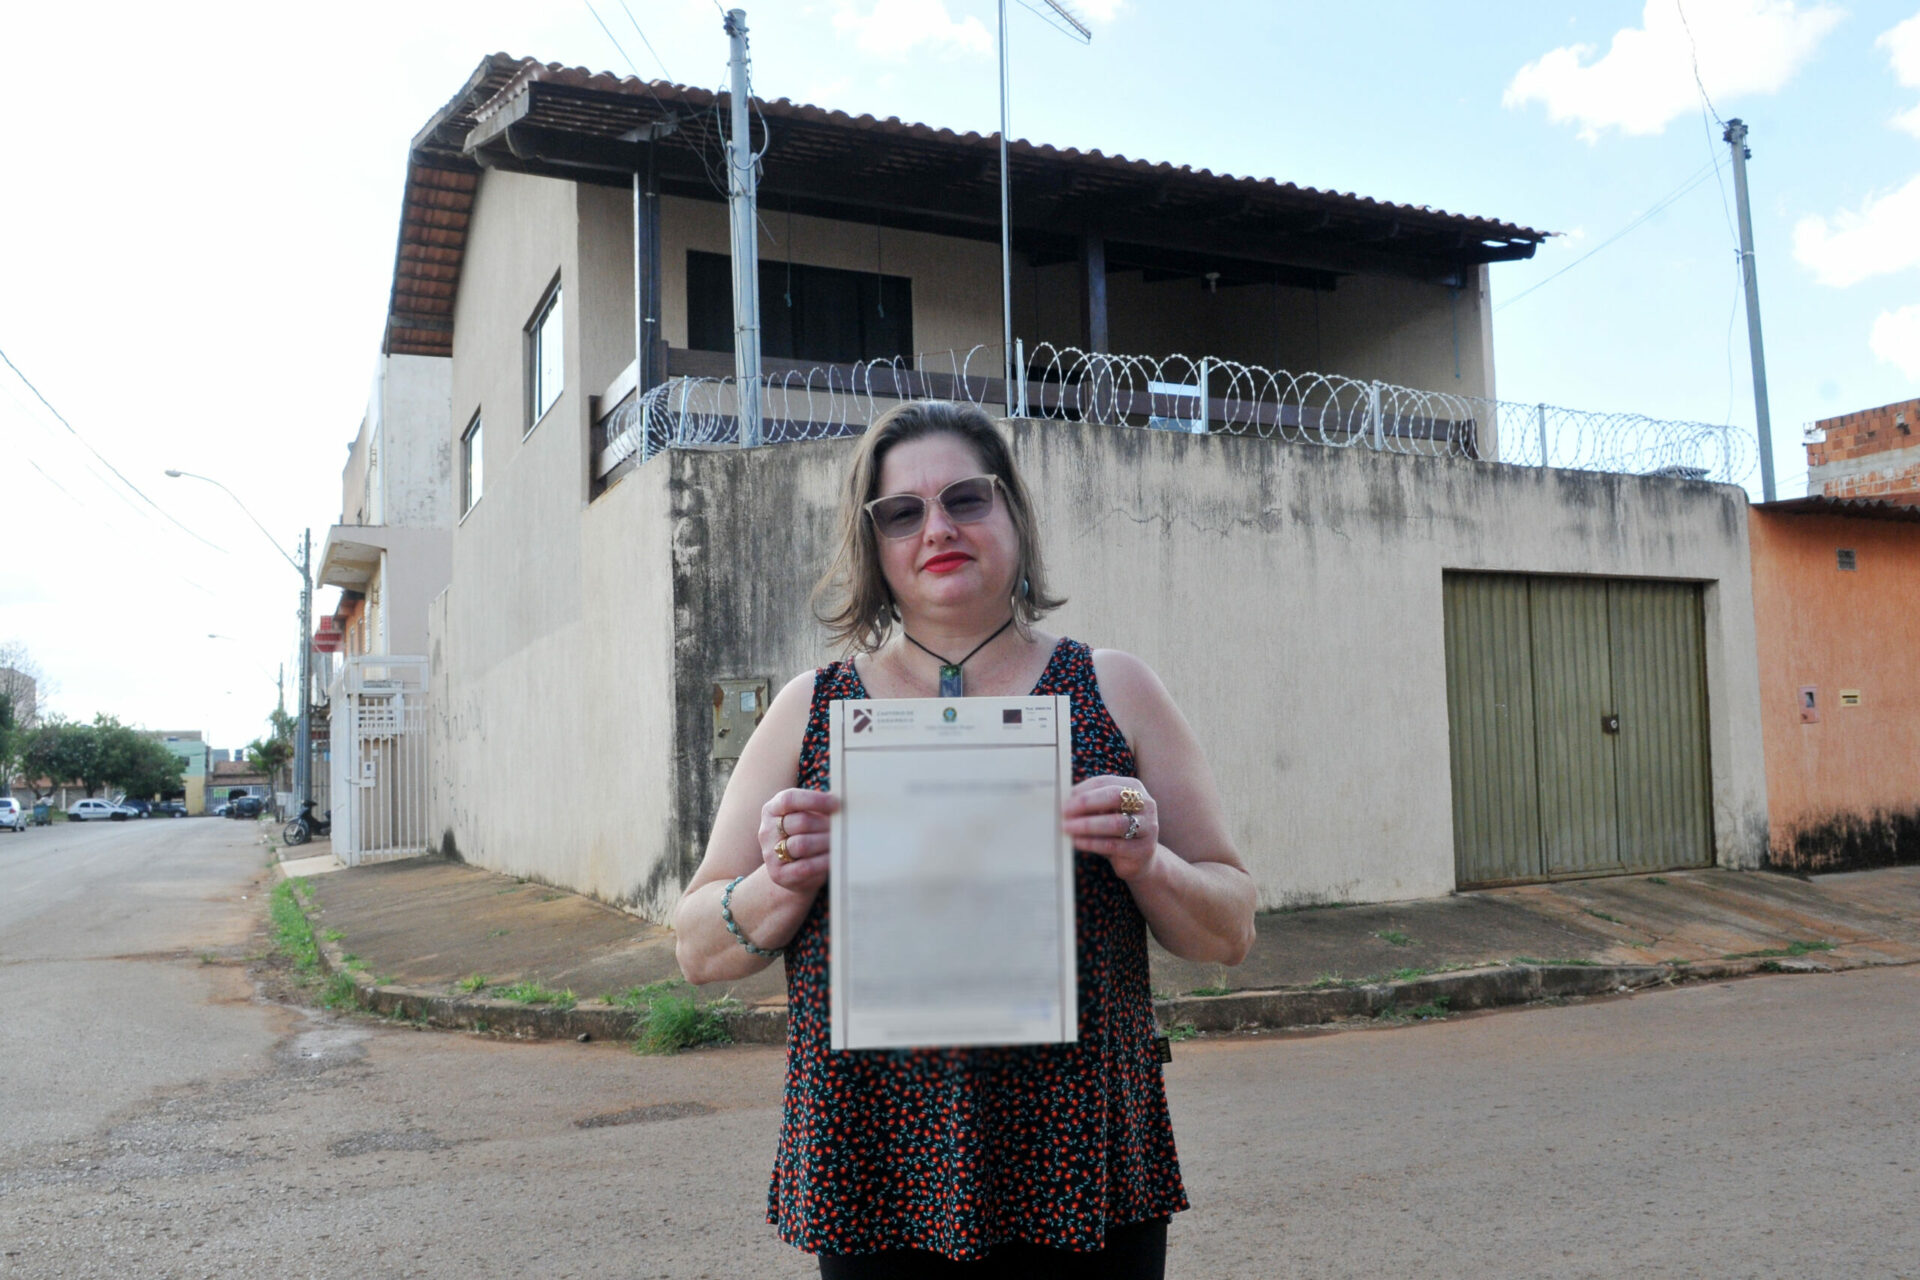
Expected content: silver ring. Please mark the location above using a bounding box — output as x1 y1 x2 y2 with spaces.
1123 814 1141 841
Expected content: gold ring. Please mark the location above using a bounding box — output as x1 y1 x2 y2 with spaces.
775 837 793 864
777 813 789 839
1119 788 1146 815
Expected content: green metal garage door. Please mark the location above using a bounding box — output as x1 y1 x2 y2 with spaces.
1443 573 1713 887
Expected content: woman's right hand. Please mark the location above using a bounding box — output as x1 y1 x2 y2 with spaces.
760 788 838 893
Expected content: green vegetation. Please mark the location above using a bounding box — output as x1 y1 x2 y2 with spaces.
1404 997 1452 1020
1163 1022 1199 1042
1583 908 1623 925
1374 929 1412 947
1510 956 1600 967
1386 966 1432 983
1646 876 1669 885
320 972 358 1009
487 928 510 938
1309 973 1354 990
269 880 322 976
612 980 736 1055
1724 940 1835 960
457 974 491 994
495 981 577 1009
322 929 344 942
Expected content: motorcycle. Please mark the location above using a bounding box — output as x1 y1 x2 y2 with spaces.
282 799 333 847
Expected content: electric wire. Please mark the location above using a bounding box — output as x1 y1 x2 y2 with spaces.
1494 156 1725 312
1675 0 1727 128
582 0 641 83
616 0 675 79
0 343 227 552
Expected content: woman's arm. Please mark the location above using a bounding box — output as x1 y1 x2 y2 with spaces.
1065 649 1256 966
672 670 839 985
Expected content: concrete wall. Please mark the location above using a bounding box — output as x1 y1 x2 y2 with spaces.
1749 509 1920 869
430 169 680 915
437 405 1765 914
377 354 455 528
664 422 1766 909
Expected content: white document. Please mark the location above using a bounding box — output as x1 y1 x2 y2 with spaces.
828 695 1077 1051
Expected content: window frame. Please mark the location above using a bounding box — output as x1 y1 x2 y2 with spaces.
460 409 483 518
685 250 913 365
525 274 564 435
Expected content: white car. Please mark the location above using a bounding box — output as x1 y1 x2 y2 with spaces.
68 799 133 822
0 798 23 832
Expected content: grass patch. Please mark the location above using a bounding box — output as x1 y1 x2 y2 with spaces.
1724 940 1836 960
1374 929 1411 947
1164 1022 1199 1042
1310 972 1356 990
487 928 510 938
1404 997 1452 1020
457 973 491 994
1510 956 1600 967
320 972 359 1010
268 880 322 976
613 980 737 1055
1646 876 1669 885
495 981 577 1010
1583 908 1623 925
1386 966 1432 983
1188 984 1233 997
322 929 344 942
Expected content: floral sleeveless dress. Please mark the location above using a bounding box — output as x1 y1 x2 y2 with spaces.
767 638 1189 1261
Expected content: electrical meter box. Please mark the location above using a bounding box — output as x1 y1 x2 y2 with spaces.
711 678 772 761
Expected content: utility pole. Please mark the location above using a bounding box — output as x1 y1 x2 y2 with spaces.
296 529 312 805
997 0 1015 415
725 8 764 447
1723 118 1777 502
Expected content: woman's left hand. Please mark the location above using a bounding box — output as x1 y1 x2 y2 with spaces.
1063 775 1160 880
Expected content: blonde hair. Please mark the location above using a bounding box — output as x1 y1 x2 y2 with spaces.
812 402 1064 653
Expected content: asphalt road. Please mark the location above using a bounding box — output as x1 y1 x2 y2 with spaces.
2 820 1916 1279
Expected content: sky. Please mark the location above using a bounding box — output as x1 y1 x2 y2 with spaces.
2 0 1915 753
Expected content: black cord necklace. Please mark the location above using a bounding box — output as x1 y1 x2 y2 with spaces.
902 617 1016 697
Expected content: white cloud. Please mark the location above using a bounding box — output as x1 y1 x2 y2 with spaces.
1870 304 1920 379
1075 0 1125 21
1793 175 1920 287
1881 11 1920 136
1504 0 1843 141
831 0 992 59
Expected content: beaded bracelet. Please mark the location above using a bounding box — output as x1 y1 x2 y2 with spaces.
721 873 784 959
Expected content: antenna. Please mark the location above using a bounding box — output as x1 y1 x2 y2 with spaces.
997 0 1092 415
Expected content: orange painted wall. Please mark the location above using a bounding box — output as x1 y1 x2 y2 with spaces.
1749 510 1920 866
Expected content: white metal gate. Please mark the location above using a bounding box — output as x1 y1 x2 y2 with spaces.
328 656 432 866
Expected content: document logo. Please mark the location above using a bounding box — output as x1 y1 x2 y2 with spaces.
1002 709 1023 725
852 708 872 733
942 707 958 723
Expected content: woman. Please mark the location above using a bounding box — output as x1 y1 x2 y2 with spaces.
674 401 1255 1278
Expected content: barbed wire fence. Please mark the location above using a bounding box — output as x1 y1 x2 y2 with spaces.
593 342 1753 486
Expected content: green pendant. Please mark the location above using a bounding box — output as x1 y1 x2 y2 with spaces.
939 664 963 697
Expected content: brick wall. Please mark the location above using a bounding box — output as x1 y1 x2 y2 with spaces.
1808 397 1920 501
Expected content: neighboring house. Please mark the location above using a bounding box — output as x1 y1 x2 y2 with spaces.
313 356 452 862
152 731 211 815
1803 396 1920 505
1748 398 1920 871
386 56 1766 918
208 760 272 807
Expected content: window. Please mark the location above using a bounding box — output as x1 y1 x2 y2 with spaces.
461 411 483 514
527 278 564 430
687 250 912 365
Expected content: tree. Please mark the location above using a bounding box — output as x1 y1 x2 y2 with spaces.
20 720 100 800
246 736 294 780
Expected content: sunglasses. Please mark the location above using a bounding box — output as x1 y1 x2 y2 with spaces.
864 474 1003 540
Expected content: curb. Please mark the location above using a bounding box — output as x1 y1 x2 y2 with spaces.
270 861 1890 1046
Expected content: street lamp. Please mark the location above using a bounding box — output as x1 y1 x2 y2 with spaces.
167 469 314 807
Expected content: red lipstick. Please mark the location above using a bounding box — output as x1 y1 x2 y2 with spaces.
923 552 971 574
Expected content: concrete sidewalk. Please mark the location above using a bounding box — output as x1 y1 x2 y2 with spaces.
278 852 1920 1042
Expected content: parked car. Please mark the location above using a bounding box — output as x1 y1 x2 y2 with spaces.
153 801 188 819
228 795 265 820
120 799 153 818
0 798 23 833
68 798 132 822
212 802 231 817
